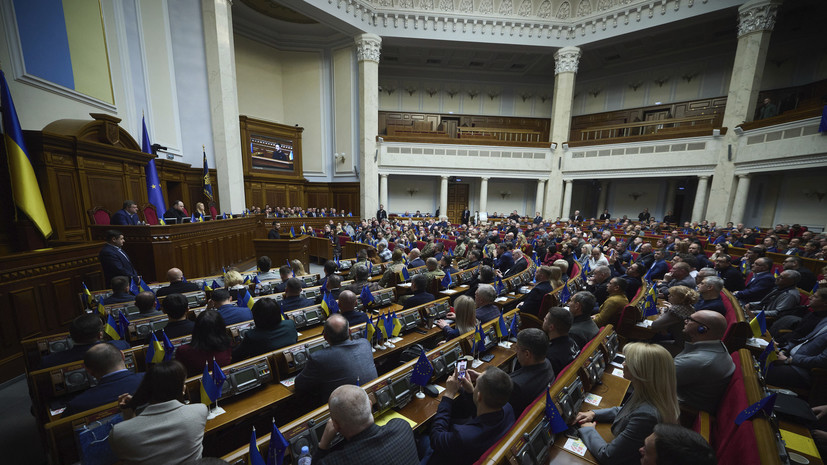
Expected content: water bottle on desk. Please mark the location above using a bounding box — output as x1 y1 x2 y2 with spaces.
297 445 312 465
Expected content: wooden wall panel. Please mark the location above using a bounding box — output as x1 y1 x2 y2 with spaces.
56 171 82 230
88 175 127 214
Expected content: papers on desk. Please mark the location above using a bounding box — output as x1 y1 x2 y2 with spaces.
635 319 653 328
50 406 66 417
563 438 587 457
498 341 513 349
611 368 625 377
375 410 417 428
584 393 603 406
747 337 770 349
442 289 458 294
398 283 412 287
280 376 297 387
296 332 302 337
780 429 821 457
495 297 508 302
206 405 226 420
471 359 484 369
389 337 403 343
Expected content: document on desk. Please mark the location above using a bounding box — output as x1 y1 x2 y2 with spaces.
495 297 508 302
780 429 821 457
747 337 770 349
584 393 603 406
280 376 297 387
563 438 587 456
635 319 653 328
398 283 412 288
442 289 458 294
375 410 417 429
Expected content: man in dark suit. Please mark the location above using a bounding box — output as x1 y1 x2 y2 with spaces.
338 290 369 327
517 266 554 317
210 288 253 325
493 244 513 275
163 200 187 223
101 276 135 305
402 274 436 310
769 309 827 389
543 307 580 375
407 248 426 269
111 200 139 226
427 366 515 465
63 343 143 416
533 212 543 224
161 293 195 339
508 329 554 415
376 204 388 221
231 297 298 362
99 230 138 286
735 257 775 304
295 314 378 405
462 208 471 225
267 221 281 239
714 255 745 292
598 209 611 221
638 208 651 222
40 314 131 369
783 256 817 292
568 292 599 348
501 250 528 279
314 385 419 464
155 268 201 297
279 277 314 312
571 210 584 222
695 277 727 316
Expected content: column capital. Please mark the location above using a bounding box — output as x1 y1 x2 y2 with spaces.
355 33 382 63
537 179 546 184
698 175 711 180
380 173 389 179
441 175 450 181
737 173 751 179
564 179 573 184
554 46 581 75
737 0 781 38
481 177 490 181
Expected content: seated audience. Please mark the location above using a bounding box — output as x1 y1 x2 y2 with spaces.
110 360 208 464
440 256 457 277
161 293 195 339
734 257 775 303
783 255 818 291
543 307 580 375
568 291 600 348
674 310 735 412
474 284 501 323
174 310 232 376
502 250 528 278
650 285 699 350
223 270 247 301
379 249 406 288
713 255 745 292
407 248 426 269
231 298 297 363
256 256 280 280
508 329 555 415
64 343 144 416
658 263 695 298
343 265 380 295
209 288 253 325
767 303 827 389
586 266 612 307
694 277 726 316
424 257 446 283
772 288 827 342
338 290 369 327
403 274 436 310
745 270 801 318
290 259 308 276
111 200 139 226
313 385 419 465
40 314 130 368
576 343 679 465
279 278 314 312
295 314 378 406
135 291 162 317
155 268 201 297
516 266 554 317
436 296 477 341
639 423 717 465
318 274 344 304
426 366 515 465
102 276 135 305
619 263 643 301
592 278 629 328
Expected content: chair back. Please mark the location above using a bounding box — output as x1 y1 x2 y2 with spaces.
141 204 159 225
209 203 219 218
87 207 111 225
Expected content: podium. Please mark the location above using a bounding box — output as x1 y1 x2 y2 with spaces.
253 236 310 274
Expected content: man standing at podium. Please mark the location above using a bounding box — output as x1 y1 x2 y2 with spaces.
99 230 138 285
111 200 139 225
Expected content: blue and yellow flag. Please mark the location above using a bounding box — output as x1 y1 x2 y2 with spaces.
398 267 410 282
321 291 338 316
200 362 219 405
495 312 508 339
238 288 254 309
508 314 519 338
213 358 227 396
473 323 486 353
410 347 433 386
118 312 131 339
104 314 121 340
300 224 306 234
97 301 107 317
249 427 266 465
365 315 376 342
758 340 778 376
146 332 165 364
377 314 389 339
360 285 375 308
141 116 167 218
545 388 569 433
749 310 767 338
267 418 290 465
162 331 175 361
82 283 95 308
289 226 296 238
202 147 213 201
391 312 403 337
559 283 571 304
0 71 52 237
496 277 505 295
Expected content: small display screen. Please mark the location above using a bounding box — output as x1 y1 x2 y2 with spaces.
402 314 416 327
233 367 258 387
444 349 458 366
307 343 326 355
306 310 320 321
151 319 168 331
390 377 410 397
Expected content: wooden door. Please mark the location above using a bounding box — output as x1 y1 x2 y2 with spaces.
447 184 469 224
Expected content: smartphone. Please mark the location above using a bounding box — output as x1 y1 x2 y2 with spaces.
457 360 468 379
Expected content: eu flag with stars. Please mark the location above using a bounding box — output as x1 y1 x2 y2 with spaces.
735 393 777 425
267 418 289 465
410 347 433 386
213 358 227 397
474 324 486 353
161 331 175 361
141 116 167 218
496 277 505 295
249 427 266 465
545 388 569 434
509 314 519 338
360 285 375 308
559 284 571 304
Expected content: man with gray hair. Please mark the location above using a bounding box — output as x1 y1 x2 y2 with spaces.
314 385 419 464
658 262 695 298
568 291 599 348
586 265 612 307
695 267 717 287
695 276 726 316
475 284 500 323
746 270 802 318
407 248 425 269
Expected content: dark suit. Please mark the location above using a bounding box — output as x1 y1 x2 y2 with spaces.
546 335 580 375
796 267 817 292
163 319 195 339
403 290 436 310
503 257 528 278
694 297 727 316
216 303 253 325
735 271 774 303
476 304 501 324
313 420 419 465
279 295 314 313
571 214 584 222
768 318 827 388
408 258 426 269
620 275 641 301
99 243 138 285
102 292 135 306
155 281 202 297
111 209 138 225
599 213 611 220
232 320 298 362
428 397 515 465
462 210 471 225
376 209 388 220
163 208 187 223
519 281 552 317
40 340 131 369
570 314 599 349
64 370 144 416
294 339 378 405
717 266 745 292
509 359 554 415
495 252 514 275
646 260 669 281
579 403 659 465
342 310 369 327
268 229 281 239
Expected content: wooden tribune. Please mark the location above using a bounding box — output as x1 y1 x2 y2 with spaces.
253 236 311 277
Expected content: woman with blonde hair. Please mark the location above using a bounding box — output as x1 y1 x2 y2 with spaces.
195 202 207 219
289 259 307 276
435 295 477 340
650 285 699 351
576 342 679 464
223 269 247 300
549 266 565 290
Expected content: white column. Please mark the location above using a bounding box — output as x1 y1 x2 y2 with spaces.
535 179 546 216
691 176 711 223
439 176 449 219
596 180 608 216
545 46 581 219
730 174 752 224
379 174 389 211
356 34 381 219
664 179 677 219
707 0 780 223
561 180 573 220
479 177 489 215
202 0 245 213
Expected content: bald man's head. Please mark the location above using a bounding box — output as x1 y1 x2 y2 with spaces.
167 268 184 283
324 314 350 344
338 290 357 313
685 310 728 341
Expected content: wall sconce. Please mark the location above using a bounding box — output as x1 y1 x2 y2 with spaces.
334 153 346 164
653 77 670 87
519 92 534 102
550 142 558 150
404 86 417 96
407 187 419 197
628 192 646 201
540 94 551 103
588 88 602 98
712 129 721 137
425 87 439 97
681 72 698 83
487 90 500 100
446 88 459 99
499 191 512 199
733 126 744 136
628 81 643 91
381 85 396 95
804 190 827 202
467 89 479 100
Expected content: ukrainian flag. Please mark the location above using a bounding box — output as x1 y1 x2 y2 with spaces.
200 363 218 405
82 282 94 308
104 314 121 340
391 312 403 337
377 314 389 339
321 291 338 316
97 301 107 317
146 332 165 364
202 148 213 201
398 267 410 282
238 288 254 309
495 312 508 339
365 315 376 342
750 310 767 337
1 71 52 237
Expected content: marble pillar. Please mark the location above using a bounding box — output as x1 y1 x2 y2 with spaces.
535 179 546 216
730 174 752 225
691 176 711 223
707 0 780 223
379 174 388 211
439 176 449 219
201 0 245 213
479 177 489 215
356 34 381 219
544 47 581 220
562 180 573 220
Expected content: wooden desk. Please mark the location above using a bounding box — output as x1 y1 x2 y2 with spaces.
90 216 263 282
253 236 311 277
778 420 824 465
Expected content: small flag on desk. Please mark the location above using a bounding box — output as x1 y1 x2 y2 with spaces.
402 255 408 265
300 223 306 234
473 324 486 353
162 331 174 361
289 226 296 238
495 312 508 339
545 388 569 434
398 267 410 282
118 312 131 339
200 363 219 405
130 278 140 296
137 277 151 293
391 311 402 337
441 272 452 289
82 283 94 308
773 269 779 279
249 427 266 465
749 310 767 337
559 284 571 304
735 393 777 425
758 340 778 376
104 314 121 340
321 291 338 316
377 314 389 339
410 347 433 386
202 148 213 201
212 280 220 290
365 315 376 342
642 284 658 318
360 285 375 308
267 418 290 465
97 301 107 317
384 312 394 339
509 314 519 338
496 277 505 295
238 288 254 309
146 333 165 364
813 282 820 294
213 358 226 396
740 260 748 274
